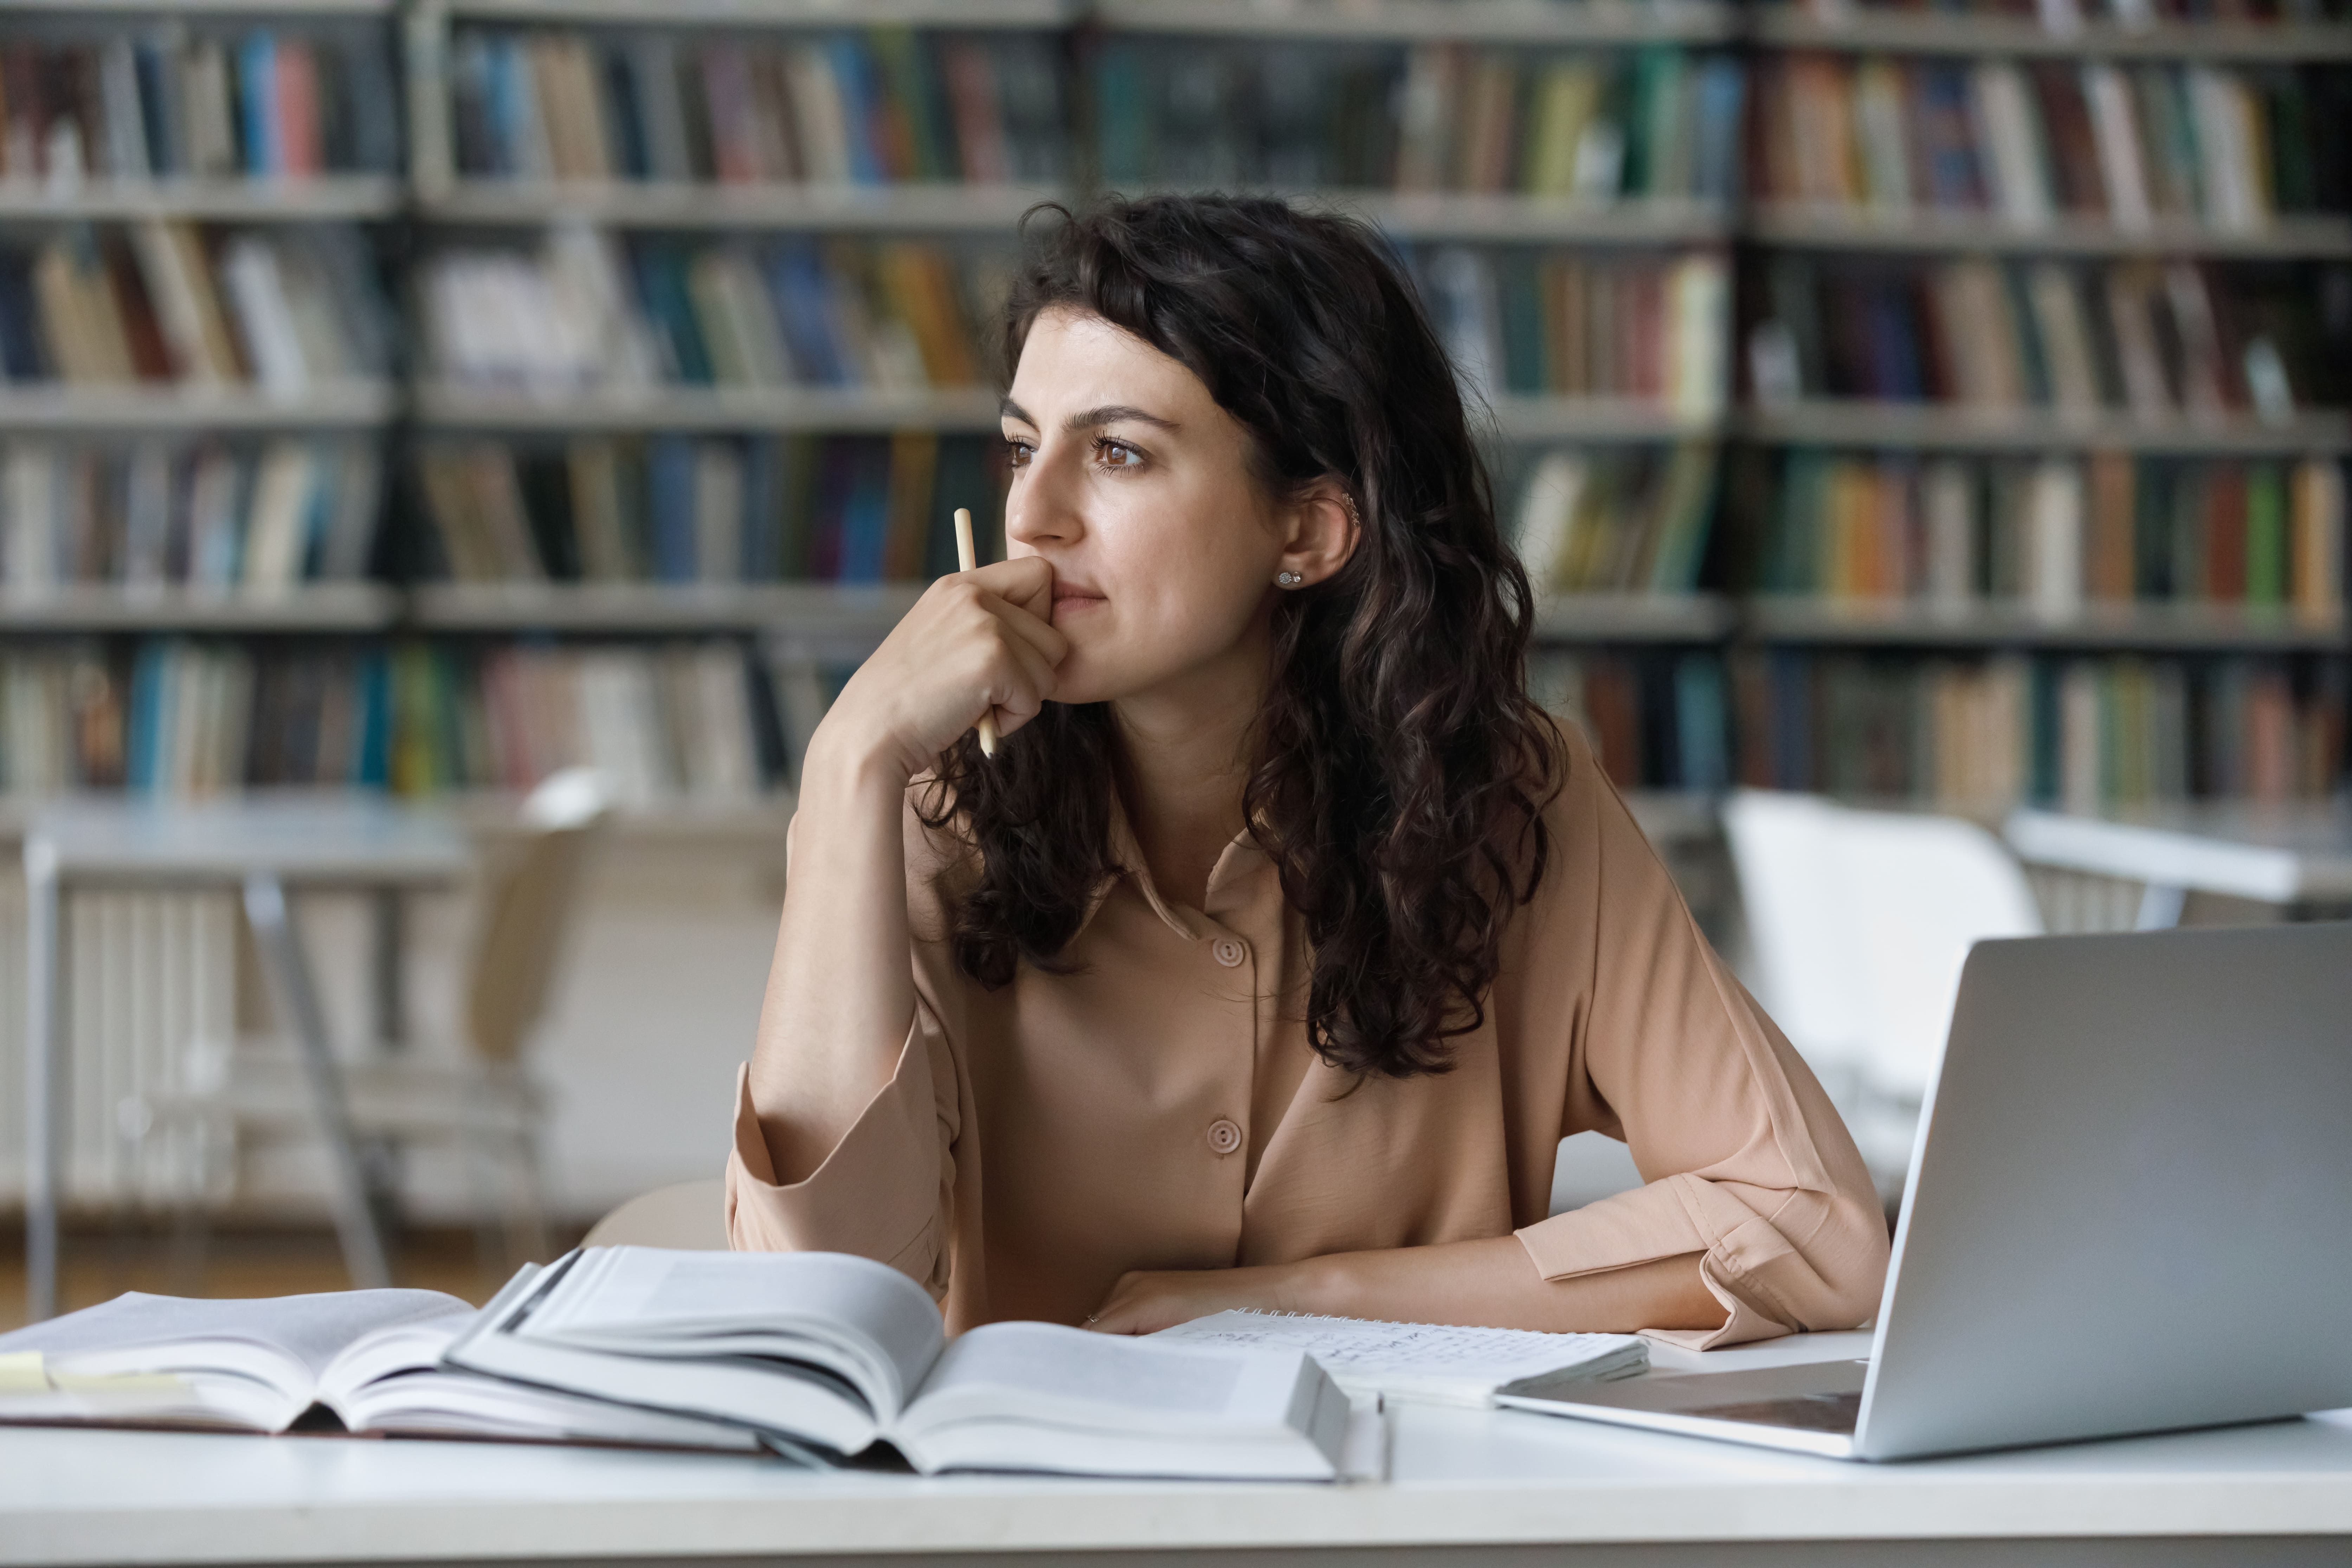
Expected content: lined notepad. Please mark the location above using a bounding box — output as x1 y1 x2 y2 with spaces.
1153 1311 1648 1408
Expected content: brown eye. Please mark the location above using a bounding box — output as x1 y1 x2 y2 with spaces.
1004 438 1034 469
1096 438 1144 469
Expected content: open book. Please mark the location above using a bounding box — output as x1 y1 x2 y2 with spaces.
0 1285 757 1451
1153 1310 1648 1407
447 1246 1351 1479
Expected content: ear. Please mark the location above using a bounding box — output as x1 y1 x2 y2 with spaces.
1275 478 1361 588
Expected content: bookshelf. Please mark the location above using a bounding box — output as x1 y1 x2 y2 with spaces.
1094 0 1739 45
1726 0 2352 813
0 0 2342 818
412 386 1004 434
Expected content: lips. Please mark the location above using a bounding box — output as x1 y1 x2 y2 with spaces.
1051 585 1108 607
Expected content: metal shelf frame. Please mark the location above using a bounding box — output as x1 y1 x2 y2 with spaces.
1742 596 2351 652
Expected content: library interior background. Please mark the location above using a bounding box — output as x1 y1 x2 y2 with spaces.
0 0 2345 1314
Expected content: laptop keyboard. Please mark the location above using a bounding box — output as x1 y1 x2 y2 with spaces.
1683 1390 1863 1435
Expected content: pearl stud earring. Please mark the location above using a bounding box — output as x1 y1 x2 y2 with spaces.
1276 570 1303 587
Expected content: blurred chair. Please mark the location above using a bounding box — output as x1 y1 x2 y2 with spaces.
582 1178 728 1250
1722 791 2042 1190
132 768 613 1272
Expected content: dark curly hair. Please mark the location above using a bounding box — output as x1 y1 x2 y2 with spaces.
918 194 1564 1078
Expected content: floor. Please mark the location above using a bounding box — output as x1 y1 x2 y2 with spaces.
0 1221 583 1332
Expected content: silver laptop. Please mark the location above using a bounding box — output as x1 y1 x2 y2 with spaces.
1502 922 2352 1460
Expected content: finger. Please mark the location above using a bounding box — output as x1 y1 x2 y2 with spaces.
978 591 1071 667
982 643 1058 740
965 554 1052 614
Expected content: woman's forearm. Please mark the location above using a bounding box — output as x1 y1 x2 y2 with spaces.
746 734 919 1185
1297 1237 1724 1334
1088 1237 1726 1335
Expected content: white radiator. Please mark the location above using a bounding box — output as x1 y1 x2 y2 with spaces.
0 873 233 1209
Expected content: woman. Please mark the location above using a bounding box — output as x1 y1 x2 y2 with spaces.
729 195 1887 1348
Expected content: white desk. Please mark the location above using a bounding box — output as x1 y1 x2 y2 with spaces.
3 1335 2350 1566
21 796 470 1321
2005 802 2352 928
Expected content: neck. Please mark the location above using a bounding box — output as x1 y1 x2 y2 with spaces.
1111 626 1272 912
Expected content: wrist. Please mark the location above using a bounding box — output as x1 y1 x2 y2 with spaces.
1283 1252 1358 1317
800 718 918 807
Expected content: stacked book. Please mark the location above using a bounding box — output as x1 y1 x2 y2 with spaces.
0 438 380 592
0 27 399 183
0 222 388 392
1512 444 1722 594
1424 248 1728 415
1532 647 1731 791
1756 450 2346 618
1747 254 2341 419
419 230 994 396
1750 54 2338 230
448 27 1068 187
415 433 1002 587
1731 646 2346 808
1095 40 1745 203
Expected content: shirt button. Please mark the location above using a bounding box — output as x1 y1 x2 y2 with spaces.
1207 1118 1243 1156
1211 937 1247 968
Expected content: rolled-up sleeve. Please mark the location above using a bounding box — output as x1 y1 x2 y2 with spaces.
724 998 959 1295
1509 730 1890 1348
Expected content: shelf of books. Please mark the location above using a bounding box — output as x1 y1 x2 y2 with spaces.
1726 0 2352 810
0 2 416 808
376 0 1072 801
1096 0 1739 44
1083 7 1754 797
4 0 2342 817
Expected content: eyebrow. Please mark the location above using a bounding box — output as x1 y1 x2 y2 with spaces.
999 397 1179 433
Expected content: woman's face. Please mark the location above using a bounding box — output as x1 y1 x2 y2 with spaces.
1000 308 1345 709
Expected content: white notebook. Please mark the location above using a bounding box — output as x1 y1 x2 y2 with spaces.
1152 1310 1648 1407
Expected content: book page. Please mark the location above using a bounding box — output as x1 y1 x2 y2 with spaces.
902 1322 1330 1439
514 1248 943 1419
1151 1311 1645 1404
0 1289 470 1383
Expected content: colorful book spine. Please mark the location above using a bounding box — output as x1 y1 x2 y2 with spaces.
1093 40 1743 202
1751 254 2348 420
1419 247 1728 412
1751 51 2341 228
1731 646 2346 809
1530 648 1731 791
421 234 991 397
414 433 1003 588
1755 451 2347 618
0 637 785 802
449 27 1061 188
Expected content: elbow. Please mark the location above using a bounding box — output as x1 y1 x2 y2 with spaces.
1799 1183 1893 1332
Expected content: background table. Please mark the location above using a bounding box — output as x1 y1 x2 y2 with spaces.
21 796 470 1321
2005 802 2352 928
4 1335 2349 1567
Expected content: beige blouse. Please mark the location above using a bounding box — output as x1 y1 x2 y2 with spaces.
728 721 1889 1349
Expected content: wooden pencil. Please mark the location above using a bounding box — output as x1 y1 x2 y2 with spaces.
952 507 998 758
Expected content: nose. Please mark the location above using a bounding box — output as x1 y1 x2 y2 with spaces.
1005 438 1084 554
